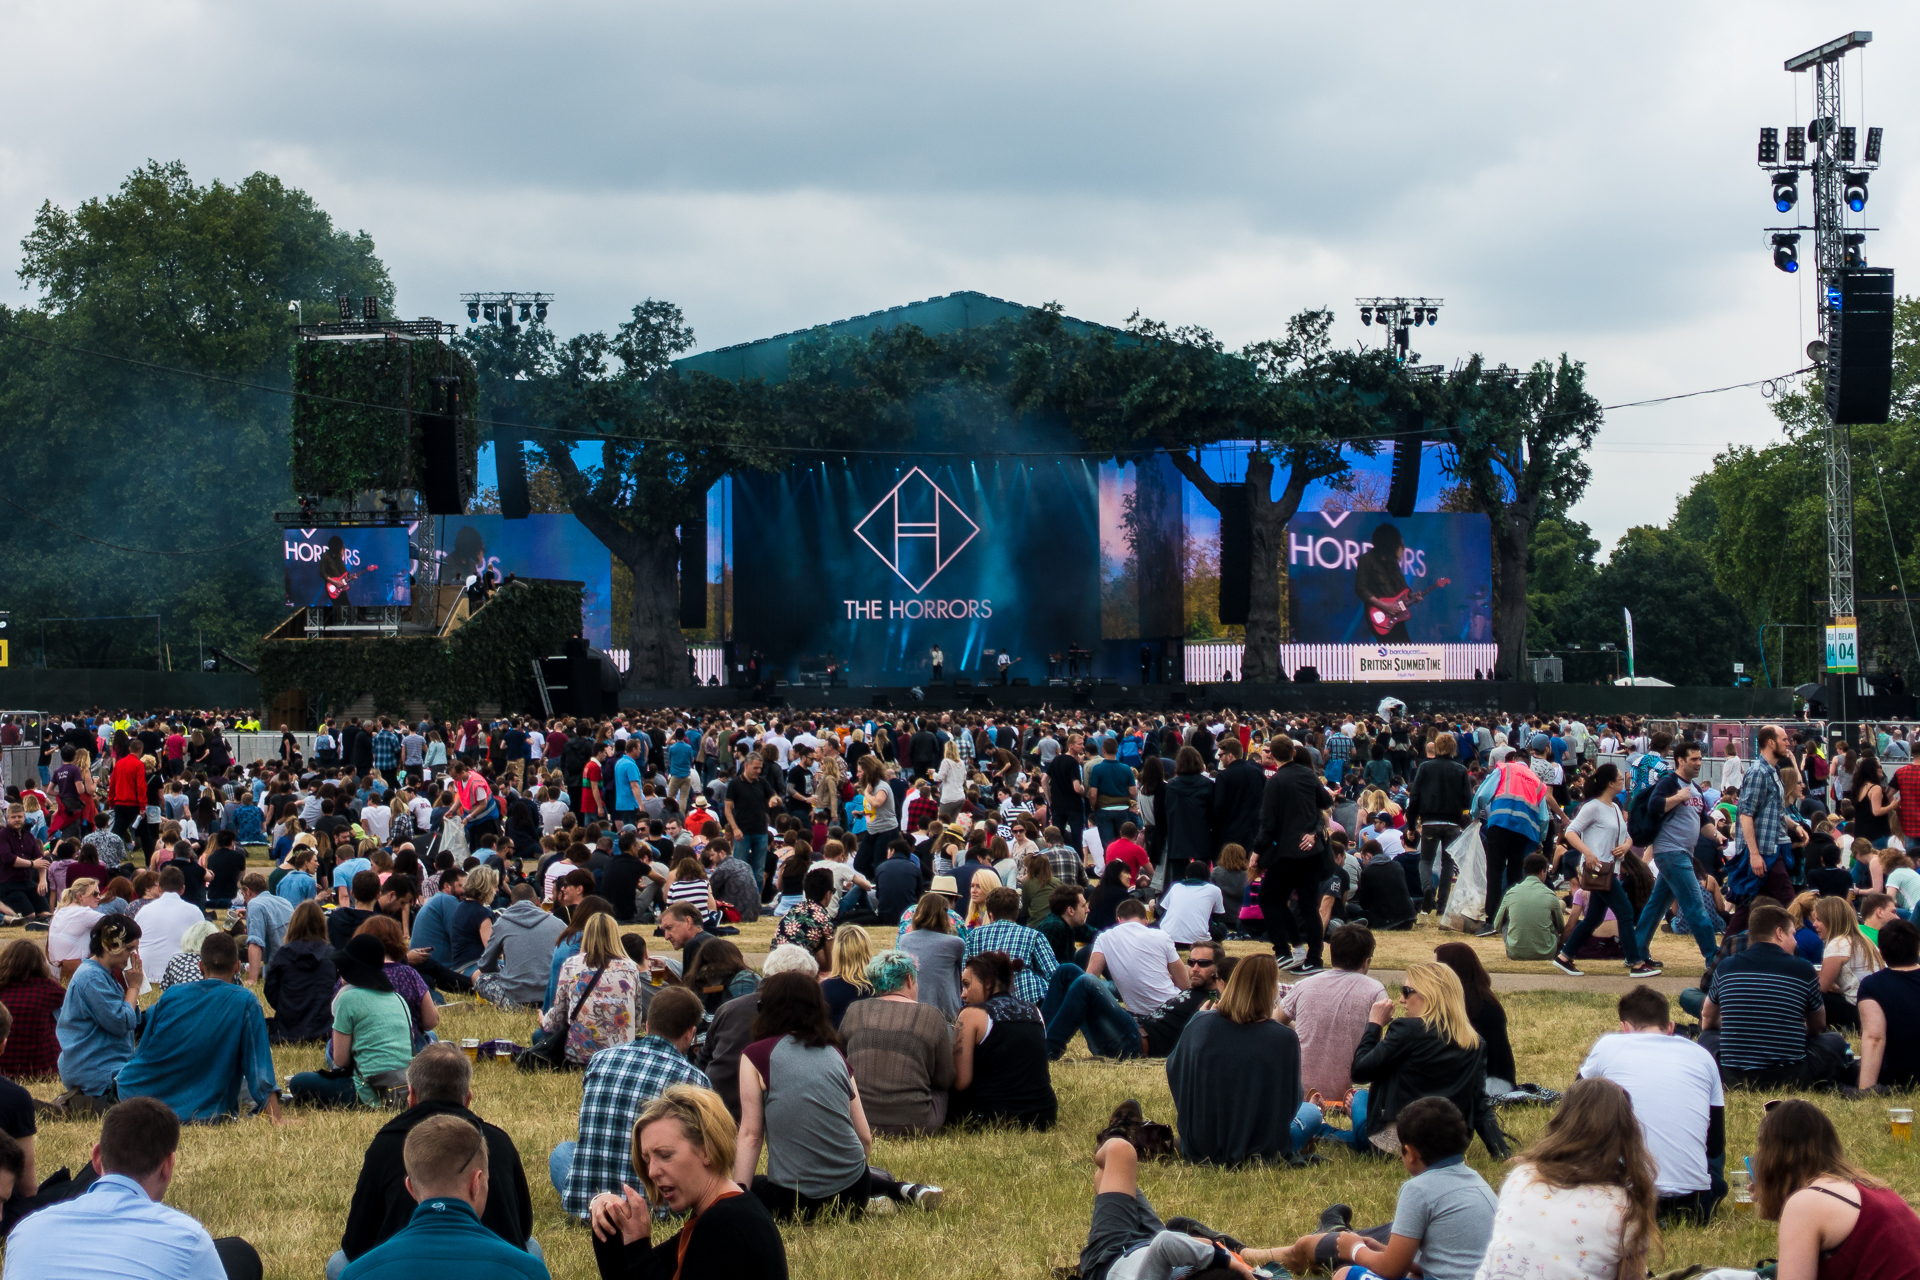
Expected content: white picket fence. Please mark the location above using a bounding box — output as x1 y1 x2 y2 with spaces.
1184 641 1500 683
608 646 725 685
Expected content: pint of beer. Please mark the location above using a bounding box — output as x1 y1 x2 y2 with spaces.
1892 1108 1914 1142
462 1038 480 1062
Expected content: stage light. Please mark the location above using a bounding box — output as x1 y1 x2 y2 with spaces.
1772 232 1801 273
1771 172 1798 213
483 303 497 321
1360 308 1373 326
1785 126 1806 162
1838 126 1857 162
1843 172 1869 212
362 296 379 321
1844 233 1867 268
1425 307 1438 325
1758 126 1779 165
518 303 532 322
1412 308 1425 327
467 302 480 322
1865 127 1883 163
535 302 547 321
337 295 352 320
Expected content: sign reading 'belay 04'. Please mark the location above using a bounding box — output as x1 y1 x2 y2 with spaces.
731 458 1101 684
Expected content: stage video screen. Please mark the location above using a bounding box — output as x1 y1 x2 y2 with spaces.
1286 511 1493 644
283 528 412 607
732 458 1101 685
432 515 615 648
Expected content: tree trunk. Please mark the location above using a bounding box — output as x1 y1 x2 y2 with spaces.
1493 513 1532 680
1242 451 1283 683
623 522 692 688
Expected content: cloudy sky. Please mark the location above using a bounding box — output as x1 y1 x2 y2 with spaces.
3 1 1913 549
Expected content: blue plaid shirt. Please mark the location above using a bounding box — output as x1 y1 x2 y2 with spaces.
371 729 401 773
1736 755 1784 859
1325 733 1353 763
562 1035 709 1218
963 918 1058 1006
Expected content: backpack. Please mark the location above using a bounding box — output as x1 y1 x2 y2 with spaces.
1625 783 1667 847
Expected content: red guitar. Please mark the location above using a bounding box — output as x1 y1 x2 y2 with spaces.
1367 577 1450 635
324 565 378 600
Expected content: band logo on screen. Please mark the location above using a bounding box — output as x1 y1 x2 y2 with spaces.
843 467 990 623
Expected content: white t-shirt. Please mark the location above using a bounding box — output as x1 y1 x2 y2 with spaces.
765 733 792 769
362 806 391 842
1824 936 1880 1004
1887 866 1920 912
1157 880 1224 945
1474 1164 1628 1280
1599 735 1618 755
1577 1031 1723 1195
409 795 433 830
539 800 570 835
1091 920 1183 1014
136 892 205 980
1372 827 1406 858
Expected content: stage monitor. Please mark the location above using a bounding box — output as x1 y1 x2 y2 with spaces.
432 515 615 647
732 457 1100 684
1286 510 1492 644
284 528 412 607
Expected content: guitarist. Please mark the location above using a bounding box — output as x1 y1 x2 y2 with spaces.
1353 523 1414 642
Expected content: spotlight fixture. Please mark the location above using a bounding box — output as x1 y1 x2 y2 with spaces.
337 295 352 320
1843 172 1869 212
483 303 497 322
1864 126 1883 163
534 302 547 321
1771 232 1801 274
1807 339 1829 365
1411 308 1425 327
518 303 532 322
1843 233 1866 268
1757 126 1779 164
1838 126 1857 162
467 301 480 322
362 296 379 321
1360 308 1373 326
1785 125 1806 163
1771 172 1799 212
1424 307 1439 325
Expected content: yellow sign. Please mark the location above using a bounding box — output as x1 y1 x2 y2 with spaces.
1826 615 1859 675
0 639 8 667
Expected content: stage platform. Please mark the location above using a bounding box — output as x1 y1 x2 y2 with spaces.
619 680 1796 719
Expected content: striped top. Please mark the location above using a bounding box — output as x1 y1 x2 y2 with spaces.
1709 941 1822 1071
666 877 711 909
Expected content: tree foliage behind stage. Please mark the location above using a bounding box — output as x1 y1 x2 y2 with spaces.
0 161 391 668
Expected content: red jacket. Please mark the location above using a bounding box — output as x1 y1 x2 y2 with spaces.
109 753 147 808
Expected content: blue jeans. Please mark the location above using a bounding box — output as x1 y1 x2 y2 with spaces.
1635 850 1720 963
1093 810 1130 851
1289 1101 1324 1153
1044 973 1141 1059
1040 963 1085 1025
740 833 770 891
549 1141 575 1195
1563 878 1646 965
1309 1090 1370 1149
288 1071 361 1108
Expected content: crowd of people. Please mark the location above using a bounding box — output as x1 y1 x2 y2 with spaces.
0 703 1918 1280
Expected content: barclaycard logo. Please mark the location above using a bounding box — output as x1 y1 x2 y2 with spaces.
853 467 980 592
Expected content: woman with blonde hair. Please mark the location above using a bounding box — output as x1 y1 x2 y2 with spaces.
1350 959 1508 1156
964 867 999 929
819 924 874 1027
1167 953 1312 1165
1811 895 1883 1031
935 739 968 819
588 1084 786 1280
46 877 104 980
541 912 641 1066
1476 1077 1660 1280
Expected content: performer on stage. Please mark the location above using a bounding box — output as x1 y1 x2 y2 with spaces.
1354 523 1414 643
998 650 1012 685
930 644 944 684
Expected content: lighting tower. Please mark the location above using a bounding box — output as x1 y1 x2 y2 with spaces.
1356 297 1442 363
1760 31 1890 690
459 292 554 333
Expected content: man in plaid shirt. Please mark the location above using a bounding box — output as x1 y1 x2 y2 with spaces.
905 779 939 834
555 987 708 1217
964 887 1060 1007
1042 826 1087 886
1734 725 1790 905
370 718 401 775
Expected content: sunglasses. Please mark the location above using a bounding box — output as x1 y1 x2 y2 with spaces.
1189 958 1216 967
1401 988 1419 1000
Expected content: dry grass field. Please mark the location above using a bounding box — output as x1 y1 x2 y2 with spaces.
14 913 1913 1279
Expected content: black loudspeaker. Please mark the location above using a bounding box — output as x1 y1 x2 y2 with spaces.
871 695 892 709
1386 410 1424 517
495 424 530 520
1217 483 1250 626
679 515 707 629
1828 268 1895 424
1294 665 1321 683
564 637 598 716
1011 677 1030 687
421 411 465 515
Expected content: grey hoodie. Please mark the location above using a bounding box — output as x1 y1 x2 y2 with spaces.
475 898 567 1007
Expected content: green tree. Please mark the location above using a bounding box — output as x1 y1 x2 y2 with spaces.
1564 526 1753 686
0 160 390 666
1525 517 1599 652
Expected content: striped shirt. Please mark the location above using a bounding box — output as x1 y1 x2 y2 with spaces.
1708 942 1821 1071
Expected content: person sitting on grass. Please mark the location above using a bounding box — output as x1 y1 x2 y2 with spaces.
1257 1096 1497 1280
1698 901 1851 1089
732 971 942 1220
1348 961 1509 1158
54 915 144 1114
1856 917 1920 1094
1753 1098 1920 1279
4 1095 265 1280
264 900 337 1044
840 949 956 1137
286 934 414 1109
951 950 1058 1131
1488 853 1564 962
115 932 282 1126
339 1113 550 1280
1075 1119 1260 1280
1811 895 1883 1033
554 987 709 1218
587 1084 787 1280
1168 953 1316 1167
1858 892 1900 946
333 1043 537 1280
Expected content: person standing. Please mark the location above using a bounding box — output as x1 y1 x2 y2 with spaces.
929 645 944 685
1632 739 1720 967
1044 735 1087 856
1732 725 1794 921
1470 752 1551 935
1253 735 1333 974
1208 737 1265 867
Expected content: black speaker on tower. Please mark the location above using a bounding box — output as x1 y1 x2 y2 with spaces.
679 514 708 629
1386 409 1424 517
495 424 530 520
1216 482 1250 626
564 636 599 716
420 382 466 515
1826 267 1895 425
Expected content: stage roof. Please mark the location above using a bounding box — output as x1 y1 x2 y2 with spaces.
674 290 1120 384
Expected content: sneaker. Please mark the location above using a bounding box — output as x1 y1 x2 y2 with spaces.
1292 961 1324 976
1314 1203 1354 1233
1551 954 1584 977
1629 961 1664 978
865 1195 896 1216
905 1183 943 1211
1164 1217 1245 1252
1472 925 1499 938
1275 952 1302 971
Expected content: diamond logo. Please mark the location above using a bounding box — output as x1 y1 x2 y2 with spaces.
853 467 980 593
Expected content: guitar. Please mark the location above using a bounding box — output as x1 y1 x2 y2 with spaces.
324 565 378 601
1367 578 1450 636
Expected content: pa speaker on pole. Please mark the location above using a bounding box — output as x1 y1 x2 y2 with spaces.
1217 483 1251 626
1827 268 1895 425
494 424 530 520
679 514 708 629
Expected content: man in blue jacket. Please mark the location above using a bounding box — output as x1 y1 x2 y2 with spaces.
342 1113 551 1280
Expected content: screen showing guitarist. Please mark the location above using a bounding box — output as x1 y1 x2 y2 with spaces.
1353 523 1449 642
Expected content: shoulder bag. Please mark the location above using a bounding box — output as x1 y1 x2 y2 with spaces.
517 966 608 1072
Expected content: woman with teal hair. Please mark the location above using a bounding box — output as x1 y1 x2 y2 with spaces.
839 950 956 1136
